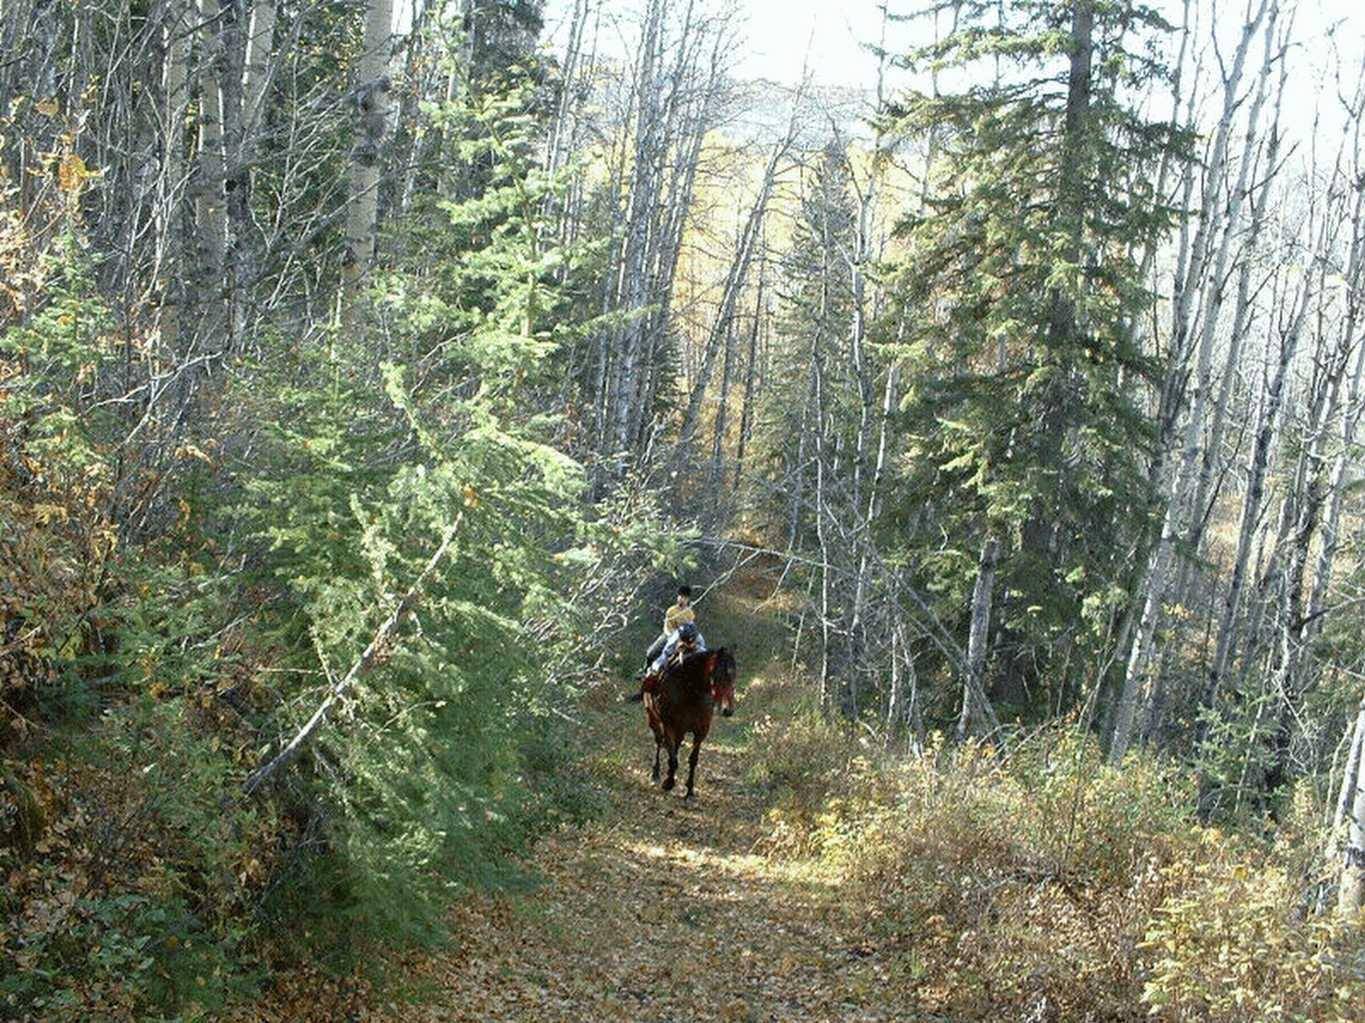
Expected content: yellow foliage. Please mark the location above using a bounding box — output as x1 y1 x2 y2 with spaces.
1142 859 1364 1021
746 714 1362 1021
56 152 96 195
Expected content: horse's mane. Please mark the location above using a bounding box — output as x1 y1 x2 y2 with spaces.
676 648 712 670
669 647 733 689
675 646 726 668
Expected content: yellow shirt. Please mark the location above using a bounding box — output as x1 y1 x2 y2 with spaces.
664 602 695 634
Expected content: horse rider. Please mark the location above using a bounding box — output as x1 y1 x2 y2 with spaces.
630 620 706 702
644 584 695 670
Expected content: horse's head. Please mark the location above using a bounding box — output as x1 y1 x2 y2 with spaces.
704 648 736 717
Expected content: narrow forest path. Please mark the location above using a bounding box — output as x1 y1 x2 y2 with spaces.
383 574 918 1023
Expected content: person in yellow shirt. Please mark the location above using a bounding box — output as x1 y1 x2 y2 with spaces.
662 584 695 637
647 585 693 666
629 585 698 702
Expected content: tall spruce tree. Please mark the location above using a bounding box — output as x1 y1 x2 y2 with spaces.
229 70 621 942
883 0 1190 716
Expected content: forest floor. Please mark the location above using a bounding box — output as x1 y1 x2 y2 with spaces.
373 566 922 1023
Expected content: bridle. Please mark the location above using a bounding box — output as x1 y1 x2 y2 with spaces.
705 651 735 704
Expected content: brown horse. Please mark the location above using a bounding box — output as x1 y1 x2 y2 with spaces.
643 647 736 799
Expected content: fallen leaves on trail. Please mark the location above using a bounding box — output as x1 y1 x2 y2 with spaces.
370 737 917 1023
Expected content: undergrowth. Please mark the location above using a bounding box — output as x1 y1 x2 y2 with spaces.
746 698 1365 1022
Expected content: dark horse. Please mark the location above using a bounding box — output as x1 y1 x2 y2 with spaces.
643 647 736 799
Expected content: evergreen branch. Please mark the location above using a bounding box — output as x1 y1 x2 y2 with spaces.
242 513 464 796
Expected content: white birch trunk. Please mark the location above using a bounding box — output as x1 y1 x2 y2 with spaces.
157 0 194 351
1109 0 1274 763
1338 698 1365 917
195 0 229 294
239 0 277 151
343 0 395 300
957 537 1000 741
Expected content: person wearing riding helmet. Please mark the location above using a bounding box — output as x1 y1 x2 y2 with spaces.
653 621 706 675
629 620 707 701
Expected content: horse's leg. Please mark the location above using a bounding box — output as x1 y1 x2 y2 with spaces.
645 699 663 784
684 727 706 800
662 732 679 791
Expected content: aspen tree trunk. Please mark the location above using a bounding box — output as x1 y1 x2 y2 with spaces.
1305 81 1365 634
195 0 229 327
629 84 712 441
1243 216 1353 803
239 0 277 157
647 21 725 428
885 624 904 745
1203 267 1313 724
1263 337 1356 798
212 0 246 346
1096 0 1193 728
957 537 1000 741
787 360 815 551
1308 333 1365 628
844 15 892 667
590 55 638 458
814 346 833 711
1338 698 1365 917
1135 3 1276 699
886 622 924 754
1232 471 1298 703
1198 52 1302 728
846 7 890 514
709 306 736 489
866 358 899 526
1109 0 1273 763
733 258 764 489
847 354 899 704
343 0 395 305
226 0 277 343
1177 27 1285 597
607 0 665 457
394 2 438 221
546 0 589 178
157 0 194 353
1214 169 1363 744
809 194 836 710
1334 701 1365 838
1252 104 1364 792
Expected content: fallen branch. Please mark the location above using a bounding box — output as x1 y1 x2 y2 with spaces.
242 515 463 796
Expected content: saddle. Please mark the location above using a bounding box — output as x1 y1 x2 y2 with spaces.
631 645 692 702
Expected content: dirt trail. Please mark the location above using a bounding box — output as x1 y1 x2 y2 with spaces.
387 592 915 1023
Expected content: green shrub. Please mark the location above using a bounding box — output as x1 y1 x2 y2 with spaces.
1 73 662 1021
1 702 262 1021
